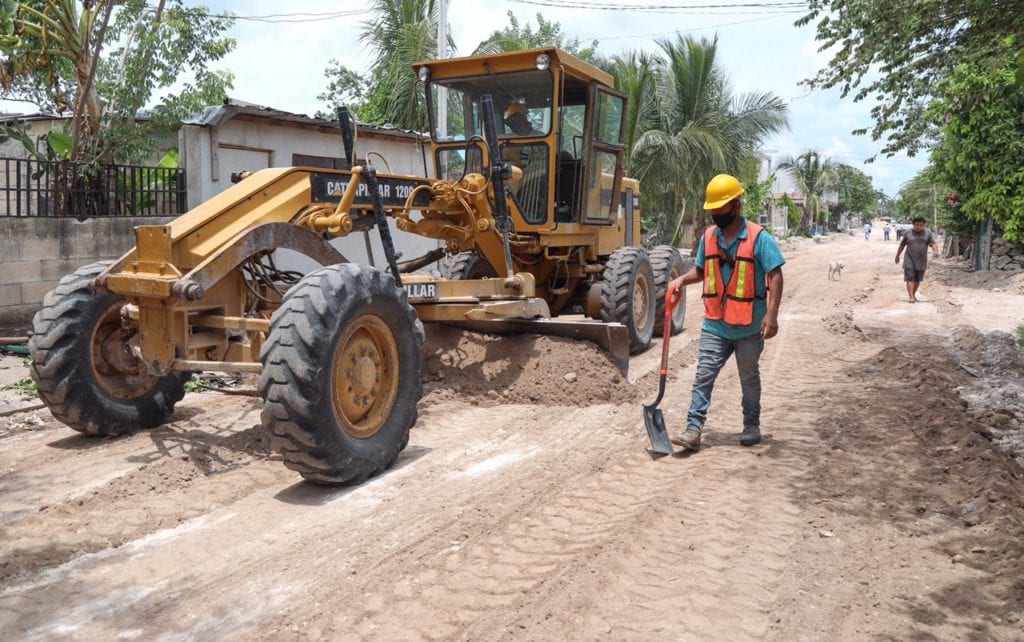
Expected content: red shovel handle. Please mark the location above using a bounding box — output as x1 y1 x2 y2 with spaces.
659 284 683 375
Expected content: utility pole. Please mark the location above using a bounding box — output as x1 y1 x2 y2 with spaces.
437 0 448 139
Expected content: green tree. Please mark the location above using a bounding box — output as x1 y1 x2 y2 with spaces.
629 35 788 246
797 1 1024 157
832 164 878 223
894 172 942 223
609 49 661 179
777 193 801 233
315 61 370 120
0 0 235 164
473 11 599 64
736 154 773 222
928 53 1024 242
777 150 834 233
359 0 449 130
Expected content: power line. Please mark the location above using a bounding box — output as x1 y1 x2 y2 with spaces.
144 5 373 23
584 11 801 40
509 0 807 12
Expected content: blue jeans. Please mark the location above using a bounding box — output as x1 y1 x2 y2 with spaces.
686 330 765 433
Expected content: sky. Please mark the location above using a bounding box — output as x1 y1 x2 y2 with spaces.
7 0 929 198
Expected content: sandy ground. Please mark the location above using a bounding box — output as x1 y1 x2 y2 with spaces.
3 231 1024 640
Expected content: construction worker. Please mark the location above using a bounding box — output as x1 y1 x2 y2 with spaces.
503 102 543 137
502 101 546 220
666 174 786 451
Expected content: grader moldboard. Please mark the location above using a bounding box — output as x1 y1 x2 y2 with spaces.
28 48 689 484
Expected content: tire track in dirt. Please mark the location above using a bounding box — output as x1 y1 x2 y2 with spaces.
255 406 694 640
520 247 839 640
1 402 644 639
5 234 1022 639
0 395 286 587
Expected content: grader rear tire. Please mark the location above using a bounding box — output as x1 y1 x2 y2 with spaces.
28 261 188 436
650 245 689 336
601 247 655 354
438 252 498 280
258 264 424 485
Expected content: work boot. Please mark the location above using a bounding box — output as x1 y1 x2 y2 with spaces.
671 429 702 451
740 425 761 447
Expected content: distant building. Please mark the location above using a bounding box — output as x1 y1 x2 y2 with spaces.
179 98 439 268
759 151 839 235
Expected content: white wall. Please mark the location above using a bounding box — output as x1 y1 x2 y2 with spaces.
178 119 443 271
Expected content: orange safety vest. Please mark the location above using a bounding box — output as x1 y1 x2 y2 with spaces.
702 221 765 326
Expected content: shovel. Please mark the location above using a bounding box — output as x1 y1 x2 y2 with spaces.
643 284 684 455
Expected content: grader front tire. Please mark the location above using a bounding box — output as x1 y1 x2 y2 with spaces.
28 261 188 436
601 247 655 354
258 264 424 485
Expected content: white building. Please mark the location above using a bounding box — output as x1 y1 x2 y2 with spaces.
179 99 440 269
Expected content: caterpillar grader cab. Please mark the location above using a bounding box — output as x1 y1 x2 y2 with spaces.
28 48 688 485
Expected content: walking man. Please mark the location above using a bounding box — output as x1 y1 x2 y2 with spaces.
666 174 785 451
894 216 939 303
883 223 891 241
863 221 872 240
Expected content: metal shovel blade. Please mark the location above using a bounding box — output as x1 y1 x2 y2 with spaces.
642 403 674 455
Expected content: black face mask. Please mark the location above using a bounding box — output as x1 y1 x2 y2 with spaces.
712 209 737 229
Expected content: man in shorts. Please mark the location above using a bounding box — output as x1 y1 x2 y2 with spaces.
894 216 939 303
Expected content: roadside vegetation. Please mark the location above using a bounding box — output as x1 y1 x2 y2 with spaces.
800 1 1024 246
0 360 37 397
0 1 235 167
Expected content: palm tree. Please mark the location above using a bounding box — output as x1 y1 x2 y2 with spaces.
623 35 788 247
360 0 448 130
609 50 662 180
777 150 835 233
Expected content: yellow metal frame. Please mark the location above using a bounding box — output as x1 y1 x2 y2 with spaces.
94 48 641 377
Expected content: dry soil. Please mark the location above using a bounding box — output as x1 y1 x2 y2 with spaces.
2 231 1024 640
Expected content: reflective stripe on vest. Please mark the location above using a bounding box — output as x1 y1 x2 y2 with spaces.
702 221 764 326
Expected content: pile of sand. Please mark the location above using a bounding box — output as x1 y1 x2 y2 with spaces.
419 325 635 407
817 339 1024 614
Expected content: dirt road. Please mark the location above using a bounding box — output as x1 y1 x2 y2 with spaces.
2 232 1024 640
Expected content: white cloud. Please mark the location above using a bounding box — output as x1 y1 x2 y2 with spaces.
0 0 928 193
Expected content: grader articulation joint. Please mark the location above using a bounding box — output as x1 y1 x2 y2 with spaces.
28 48 690 485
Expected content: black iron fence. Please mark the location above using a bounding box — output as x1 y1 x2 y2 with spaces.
0 157 187 218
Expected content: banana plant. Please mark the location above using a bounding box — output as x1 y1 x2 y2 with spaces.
114 148 179 215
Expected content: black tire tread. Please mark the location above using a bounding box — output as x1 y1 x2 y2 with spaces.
600 247 655 354
650 245 689 336
28 261 188 436
438 252 497 280
258 264 424 485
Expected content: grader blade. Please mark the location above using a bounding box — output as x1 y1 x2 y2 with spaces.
440 319 630 377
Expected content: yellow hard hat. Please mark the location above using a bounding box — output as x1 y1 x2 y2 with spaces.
703 174 744 210
504 102 528 119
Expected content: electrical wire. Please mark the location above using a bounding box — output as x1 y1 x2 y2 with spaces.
143 5 372 23
508 0 806 12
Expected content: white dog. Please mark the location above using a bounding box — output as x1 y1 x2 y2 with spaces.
828 261 845 281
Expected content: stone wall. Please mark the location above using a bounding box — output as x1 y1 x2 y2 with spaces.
0 216 173 332
990 235 1024 272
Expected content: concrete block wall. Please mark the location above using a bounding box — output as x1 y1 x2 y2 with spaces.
0 216 174 332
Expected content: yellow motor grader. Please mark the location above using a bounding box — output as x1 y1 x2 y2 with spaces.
28 48 688 484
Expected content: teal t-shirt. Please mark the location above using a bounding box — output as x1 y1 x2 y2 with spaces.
693 220 786 339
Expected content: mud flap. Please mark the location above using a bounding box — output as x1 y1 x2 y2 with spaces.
439 319 630 377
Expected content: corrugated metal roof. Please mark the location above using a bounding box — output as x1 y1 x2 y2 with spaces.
0 110 153 123
182 98 425 139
